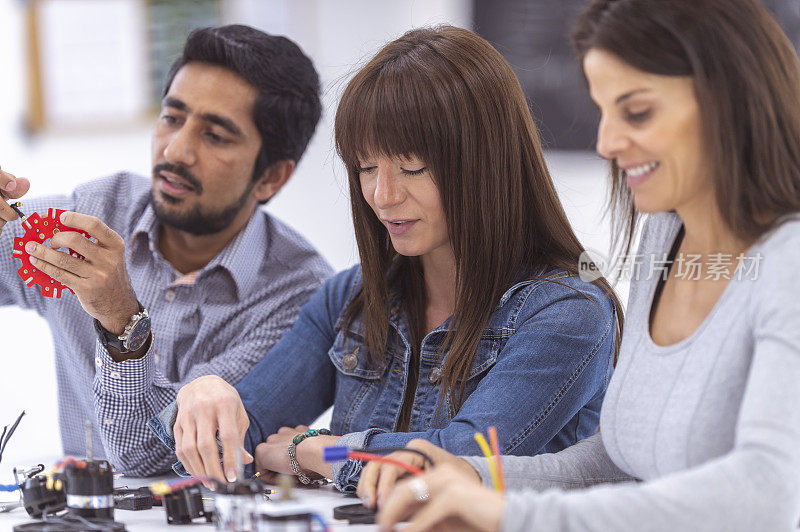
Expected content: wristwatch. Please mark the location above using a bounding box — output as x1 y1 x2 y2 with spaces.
94 305 151 353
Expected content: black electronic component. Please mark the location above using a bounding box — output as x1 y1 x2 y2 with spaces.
62 460 114 520
215 477 268 496
333 502 377 524
17 474 67 518
114 487 160 510
14 465 65 518
13 514 127 531
113 490 153 511
163 484 212 525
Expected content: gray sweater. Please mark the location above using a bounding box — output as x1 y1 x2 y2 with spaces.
463 212 800 531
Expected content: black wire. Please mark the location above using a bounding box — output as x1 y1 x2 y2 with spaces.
8 201 26 219
352 447 435 467
0 426 6 462
0 410 25 465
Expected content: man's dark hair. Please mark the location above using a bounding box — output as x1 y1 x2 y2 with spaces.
164 25 322 194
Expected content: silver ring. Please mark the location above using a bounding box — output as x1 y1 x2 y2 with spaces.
408 477 430 503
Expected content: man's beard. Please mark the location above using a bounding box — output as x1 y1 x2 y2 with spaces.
150 163 255 236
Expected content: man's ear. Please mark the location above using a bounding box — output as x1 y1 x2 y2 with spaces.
253 159 296 202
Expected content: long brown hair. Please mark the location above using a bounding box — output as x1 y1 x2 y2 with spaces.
572 0 800 259
335 26 623 410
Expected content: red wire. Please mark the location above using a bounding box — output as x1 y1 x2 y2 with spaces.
487 426 505 492
348 452 424 475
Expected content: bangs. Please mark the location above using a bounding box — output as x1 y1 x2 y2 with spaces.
335 59 442 171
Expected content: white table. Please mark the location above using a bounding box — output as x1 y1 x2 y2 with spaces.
0 473 378 531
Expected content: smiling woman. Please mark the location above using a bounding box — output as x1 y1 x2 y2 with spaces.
155 25 624 493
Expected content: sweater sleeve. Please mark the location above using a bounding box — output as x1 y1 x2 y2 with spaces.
461 433 633 492
497 221 800 532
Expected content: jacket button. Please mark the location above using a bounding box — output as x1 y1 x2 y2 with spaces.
342 352 358 370
428 367 442 384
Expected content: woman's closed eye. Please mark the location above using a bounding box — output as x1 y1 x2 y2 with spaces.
401 167 426 176
625 109 652 124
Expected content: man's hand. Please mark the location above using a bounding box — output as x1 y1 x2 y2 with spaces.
0 167 31 236
175 375 253 483
24 211 139 335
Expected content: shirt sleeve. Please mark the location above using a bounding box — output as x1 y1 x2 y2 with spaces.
94 284 321 476
497 225 800 532
330 281 618 491
461 433 633 492
144 269 355 477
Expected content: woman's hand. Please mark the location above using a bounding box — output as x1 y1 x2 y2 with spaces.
376 463 506 532
253 426 339 481
357 439 481 509
0 167 31 237
174 375 252 483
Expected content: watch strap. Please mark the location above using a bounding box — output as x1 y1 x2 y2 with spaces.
94 304 149 353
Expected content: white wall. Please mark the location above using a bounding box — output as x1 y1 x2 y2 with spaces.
0 0 619 472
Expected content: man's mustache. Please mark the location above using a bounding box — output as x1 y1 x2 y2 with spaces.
152 163 203 194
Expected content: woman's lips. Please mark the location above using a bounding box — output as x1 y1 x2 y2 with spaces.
623 161 660 188
384 220 418 235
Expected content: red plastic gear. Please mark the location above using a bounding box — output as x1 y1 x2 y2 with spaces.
11 208 92 299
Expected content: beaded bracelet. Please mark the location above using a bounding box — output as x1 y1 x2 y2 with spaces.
287 428 332 486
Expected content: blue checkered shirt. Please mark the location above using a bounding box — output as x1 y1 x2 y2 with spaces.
0 173 333 475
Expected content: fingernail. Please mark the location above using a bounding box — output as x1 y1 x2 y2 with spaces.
362 496 372 508
25 242 36 252
226 469 237 483
244 450 253 460
60 212 68 223
29 256 38 265
4 180 16 192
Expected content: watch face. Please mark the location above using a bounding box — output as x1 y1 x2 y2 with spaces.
125 316 152 351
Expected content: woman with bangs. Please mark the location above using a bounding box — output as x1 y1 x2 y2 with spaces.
155 25 622 493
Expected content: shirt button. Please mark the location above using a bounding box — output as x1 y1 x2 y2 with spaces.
428 367 442 384
342 352 358 370
165 290 176 302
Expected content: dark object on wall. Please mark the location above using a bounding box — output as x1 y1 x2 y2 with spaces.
473 0 599 150
473 0 800 151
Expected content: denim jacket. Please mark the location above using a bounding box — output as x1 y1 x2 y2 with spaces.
150 264 617 491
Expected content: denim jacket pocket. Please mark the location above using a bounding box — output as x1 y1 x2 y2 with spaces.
327 328 382 434
328 330 382 380
428 330 506 424
466 330 506 379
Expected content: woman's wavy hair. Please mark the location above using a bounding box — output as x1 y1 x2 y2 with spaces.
572 0 800 259
335 26 623 411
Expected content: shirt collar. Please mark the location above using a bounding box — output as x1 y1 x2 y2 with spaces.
129 204 269 301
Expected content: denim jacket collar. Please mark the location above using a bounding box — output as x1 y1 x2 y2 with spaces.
337 265 562 378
